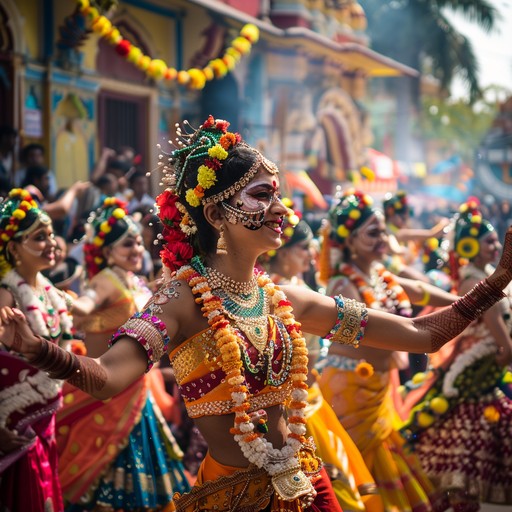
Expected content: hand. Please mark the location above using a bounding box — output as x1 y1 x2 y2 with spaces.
0 307 42 359
0 426 33 455
488 227 512 291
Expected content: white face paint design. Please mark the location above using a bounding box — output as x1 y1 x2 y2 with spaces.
222 177 281 231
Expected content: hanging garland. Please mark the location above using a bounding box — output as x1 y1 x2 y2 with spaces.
76 0 260 89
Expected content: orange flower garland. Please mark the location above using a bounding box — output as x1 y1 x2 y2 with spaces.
76 0 260 89
176 260 310 475
339 262 413 317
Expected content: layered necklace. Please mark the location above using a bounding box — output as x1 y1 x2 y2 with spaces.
339 262 412 317
194 259 270 352
176 258 313 499
2 269 73 340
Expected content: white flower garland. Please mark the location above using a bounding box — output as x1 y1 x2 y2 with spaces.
442 337 496 397
1 269 73 339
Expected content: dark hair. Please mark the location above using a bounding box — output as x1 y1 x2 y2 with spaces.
0 126 18 138
178 144 259 255
22 165 49 187
19 143 45 163
128 170 148 187
96 173 117 188
107 159 131 175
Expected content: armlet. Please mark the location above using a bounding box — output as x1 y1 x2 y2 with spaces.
108 311 169 371
324 295 368 347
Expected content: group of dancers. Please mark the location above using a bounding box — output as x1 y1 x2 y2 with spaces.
0 115 511 512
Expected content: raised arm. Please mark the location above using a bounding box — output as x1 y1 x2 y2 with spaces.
284 228 512 354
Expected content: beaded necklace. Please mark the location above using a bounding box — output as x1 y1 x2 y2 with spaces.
176 259 314 501
339 262 412 317
2 269 73 340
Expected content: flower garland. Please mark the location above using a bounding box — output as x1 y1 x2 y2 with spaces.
176 260 310 475
1 269 73 340
183 116 241 207
76 0 260 89
0 188 40 278
339 262 412 317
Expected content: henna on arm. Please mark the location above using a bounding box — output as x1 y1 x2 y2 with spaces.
413 279 506 352
29 337 108 394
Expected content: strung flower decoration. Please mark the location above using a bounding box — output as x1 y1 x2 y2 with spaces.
383 190 408 218
76 0 260 89
355 360 374 379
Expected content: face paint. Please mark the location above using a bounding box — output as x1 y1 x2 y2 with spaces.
222 179 281 230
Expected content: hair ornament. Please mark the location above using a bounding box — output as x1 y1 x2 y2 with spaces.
0 189 46 277
383 190 408 218
329 188 375 245
453 197 494 260
83 197 139 278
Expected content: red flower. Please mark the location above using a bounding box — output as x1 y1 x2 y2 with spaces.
115 39 131 57
160 241 194 271
215 119 230 133
202 115 215 129
156 191 181 224
162 226 186 243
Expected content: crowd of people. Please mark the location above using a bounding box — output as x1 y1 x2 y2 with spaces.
0 116 511 512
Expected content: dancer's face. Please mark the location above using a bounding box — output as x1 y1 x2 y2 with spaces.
11 222 57 271
222 167 289 254
473 231 501 267
348 214 389 265
106 234 145 272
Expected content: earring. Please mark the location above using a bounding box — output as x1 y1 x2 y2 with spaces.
216 224 228 255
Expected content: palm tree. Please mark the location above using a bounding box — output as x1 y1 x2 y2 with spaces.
361 0 499 102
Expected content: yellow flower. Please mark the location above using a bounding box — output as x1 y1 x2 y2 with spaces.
360 166 375 181
284 227 294 238
93 236 103 247
337 225 349 239
349 209 361 219
425 237 439 250
456 237 479 259
112 208 125 219
208 145 228 161
20 201 32 210
430 396 449 414
417 412 435 428
469 227 479 237
363 195 373 206
100 221 112 233
12 209 26 221
288 214 300 226
94 256 103 265
355 361 374 379
197 165 217 189
412 372 426 385
282 197 294 208
186 188 201 207
471 214 481 224
483 405 500 423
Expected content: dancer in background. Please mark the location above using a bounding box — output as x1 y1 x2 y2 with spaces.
0 189 73 511
56 197 189 511
260 201 380 511
401 198 512 511
1 116 512 512
317 189 460 511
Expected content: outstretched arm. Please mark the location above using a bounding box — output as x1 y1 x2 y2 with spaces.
0 308 147 399
285 229 512 354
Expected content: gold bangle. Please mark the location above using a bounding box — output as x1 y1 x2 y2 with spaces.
416 283 431 306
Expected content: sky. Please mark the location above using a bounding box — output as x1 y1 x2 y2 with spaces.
447 0 512 100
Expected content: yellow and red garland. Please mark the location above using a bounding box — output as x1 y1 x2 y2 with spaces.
76 0 259 89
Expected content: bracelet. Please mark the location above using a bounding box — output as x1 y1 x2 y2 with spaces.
416 283 431 306
325 295 368 348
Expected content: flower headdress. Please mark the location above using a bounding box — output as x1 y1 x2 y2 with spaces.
83 197 140 278
156 115 279 274
383 190 409 220
453 197 494 260
329 188 375 245
318 188 376 284
0 188 49 278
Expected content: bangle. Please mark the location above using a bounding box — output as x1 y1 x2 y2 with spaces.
416 283 431 306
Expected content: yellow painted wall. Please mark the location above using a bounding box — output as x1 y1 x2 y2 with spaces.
15 0 42 59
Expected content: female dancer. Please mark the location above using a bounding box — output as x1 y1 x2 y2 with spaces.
317 188 460 511
401 199 512 511
261 205 379 511
0 188 73 511
56 197 189 510
1 116 512 512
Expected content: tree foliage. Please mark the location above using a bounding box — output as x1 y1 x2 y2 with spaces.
360 0 499 102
